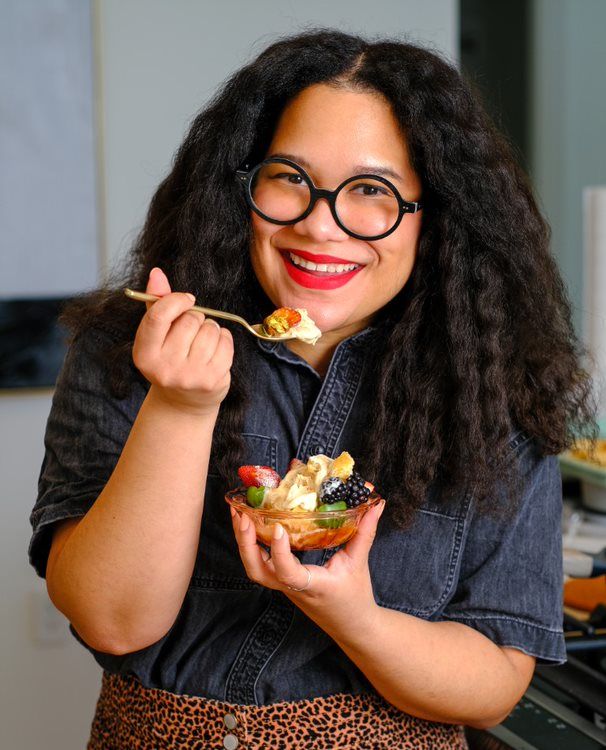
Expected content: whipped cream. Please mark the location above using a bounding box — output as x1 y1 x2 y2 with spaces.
263 454 333 511
290 309 322 346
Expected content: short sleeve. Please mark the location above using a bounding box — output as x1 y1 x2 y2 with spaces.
441 438 566 665
28 330 147 578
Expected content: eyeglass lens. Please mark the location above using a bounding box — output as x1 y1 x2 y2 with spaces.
250 161 400 237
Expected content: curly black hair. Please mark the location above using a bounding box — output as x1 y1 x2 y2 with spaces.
61 28 596 526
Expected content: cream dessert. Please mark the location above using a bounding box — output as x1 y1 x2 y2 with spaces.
262 307 322 345
231 452 380 550
237 451 374 512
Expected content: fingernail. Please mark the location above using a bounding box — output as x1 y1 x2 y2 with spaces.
378 500 386 518
240 513 250 532
230 507 236 518
150 267 160 277
186 293 196 302
273 523 284 540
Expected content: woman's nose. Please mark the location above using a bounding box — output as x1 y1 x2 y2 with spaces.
292 197 349 243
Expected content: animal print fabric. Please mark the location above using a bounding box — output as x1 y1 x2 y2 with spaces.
87 671 469 749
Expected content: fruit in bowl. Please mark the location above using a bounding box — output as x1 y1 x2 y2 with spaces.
225 452 382 550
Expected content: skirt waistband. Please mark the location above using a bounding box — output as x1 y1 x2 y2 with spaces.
88 670 468 749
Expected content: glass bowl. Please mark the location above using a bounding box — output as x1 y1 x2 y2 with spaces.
225 488 383 550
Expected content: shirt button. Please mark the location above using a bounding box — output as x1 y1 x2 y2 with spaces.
223 733 239 750
223 713 237 730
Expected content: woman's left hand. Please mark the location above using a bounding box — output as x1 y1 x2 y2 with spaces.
230 500 385 634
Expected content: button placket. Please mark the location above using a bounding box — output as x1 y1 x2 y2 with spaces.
222 712 239 749
223 733 239 749
298 339 365 462
224 592 294 703
223 713 237 730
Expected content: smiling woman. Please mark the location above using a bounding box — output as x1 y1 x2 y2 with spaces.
28 27 595 749
249 83 423 372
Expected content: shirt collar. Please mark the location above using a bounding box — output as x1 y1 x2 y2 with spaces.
255 322 383 373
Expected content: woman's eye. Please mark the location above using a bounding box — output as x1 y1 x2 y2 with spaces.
351 184 387 197
272 172 303 184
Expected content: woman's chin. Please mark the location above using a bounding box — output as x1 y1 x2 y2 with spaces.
300 308 353 337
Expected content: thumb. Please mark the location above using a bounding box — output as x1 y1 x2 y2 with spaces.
344 499 385 562
145 267 172 311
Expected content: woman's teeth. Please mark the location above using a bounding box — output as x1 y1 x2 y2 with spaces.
288 252 359 274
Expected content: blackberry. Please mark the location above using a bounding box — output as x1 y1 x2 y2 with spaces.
319 476 348 503
343 470 372 508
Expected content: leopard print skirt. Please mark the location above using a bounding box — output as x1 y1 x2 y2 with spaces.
88 671 469 749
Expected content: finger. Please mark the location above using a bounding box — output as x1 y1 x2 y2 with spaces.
231 510 276 586
186 318 223 365
161 310 209 361
344 499 386 562
135 291 197 358
145 267 172 311
269 523 309 590
207 327 235 372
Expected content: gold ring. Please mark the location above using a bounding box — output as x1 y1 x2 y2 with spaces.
286 566 312 592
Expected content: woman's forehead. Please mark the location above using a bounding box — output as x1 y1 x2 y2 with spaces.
267 84 417 187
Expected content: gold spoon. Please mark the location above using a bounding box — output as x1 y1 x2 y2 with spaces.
124 289 298 341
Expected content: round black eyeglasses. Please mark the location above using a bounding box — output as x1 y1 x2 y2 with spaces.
235 157 422 241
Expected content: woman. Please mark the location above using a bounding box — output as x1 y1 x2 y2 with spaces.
29 29 594 748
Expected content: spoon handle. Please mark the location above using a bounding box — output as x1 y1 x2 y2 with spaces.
124 289 254 330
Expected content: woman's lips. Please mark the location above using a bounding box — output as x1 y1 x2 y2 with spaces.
280 252 363 290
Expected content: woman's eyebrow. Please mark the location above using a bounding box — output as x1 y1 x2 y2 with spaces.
268 152 405 183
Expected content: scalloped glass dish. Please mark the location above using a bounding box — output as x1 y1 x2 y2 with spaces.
225 488 383 550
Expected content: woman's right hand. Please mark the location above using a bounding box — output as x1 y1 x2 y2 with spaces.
132 267 234 416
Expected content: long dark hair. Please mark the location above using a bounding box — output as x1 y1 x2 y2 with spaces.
62 28 595 526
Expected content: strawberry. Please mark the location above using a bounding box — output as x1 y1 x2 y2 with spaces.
263 307 302 336
288 458 306 472
237 465 280 488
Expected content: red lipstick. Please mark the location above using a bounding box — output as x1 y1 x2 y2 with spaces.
281 252 363 290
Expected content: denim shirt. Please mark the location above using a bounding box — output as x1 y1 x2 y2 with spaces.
29 324 566 705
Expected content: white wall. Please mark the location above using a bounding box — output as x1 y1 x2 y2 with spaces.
1 393 101 749
531 0 606 335
3 3 457 748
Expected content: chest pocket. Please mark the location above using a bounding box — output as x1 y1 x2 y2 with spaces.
369 500 468 618
191 433 278 590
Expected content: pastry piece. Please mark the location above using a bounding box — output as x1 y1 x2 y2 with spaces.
263 307 301 336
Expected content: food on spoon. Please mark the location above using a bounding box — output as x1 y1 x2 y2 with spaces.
262 307 322 345
263 307 301 335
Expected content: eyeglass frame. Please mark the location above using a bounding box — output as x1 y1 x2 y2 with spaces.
235 157 422 241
